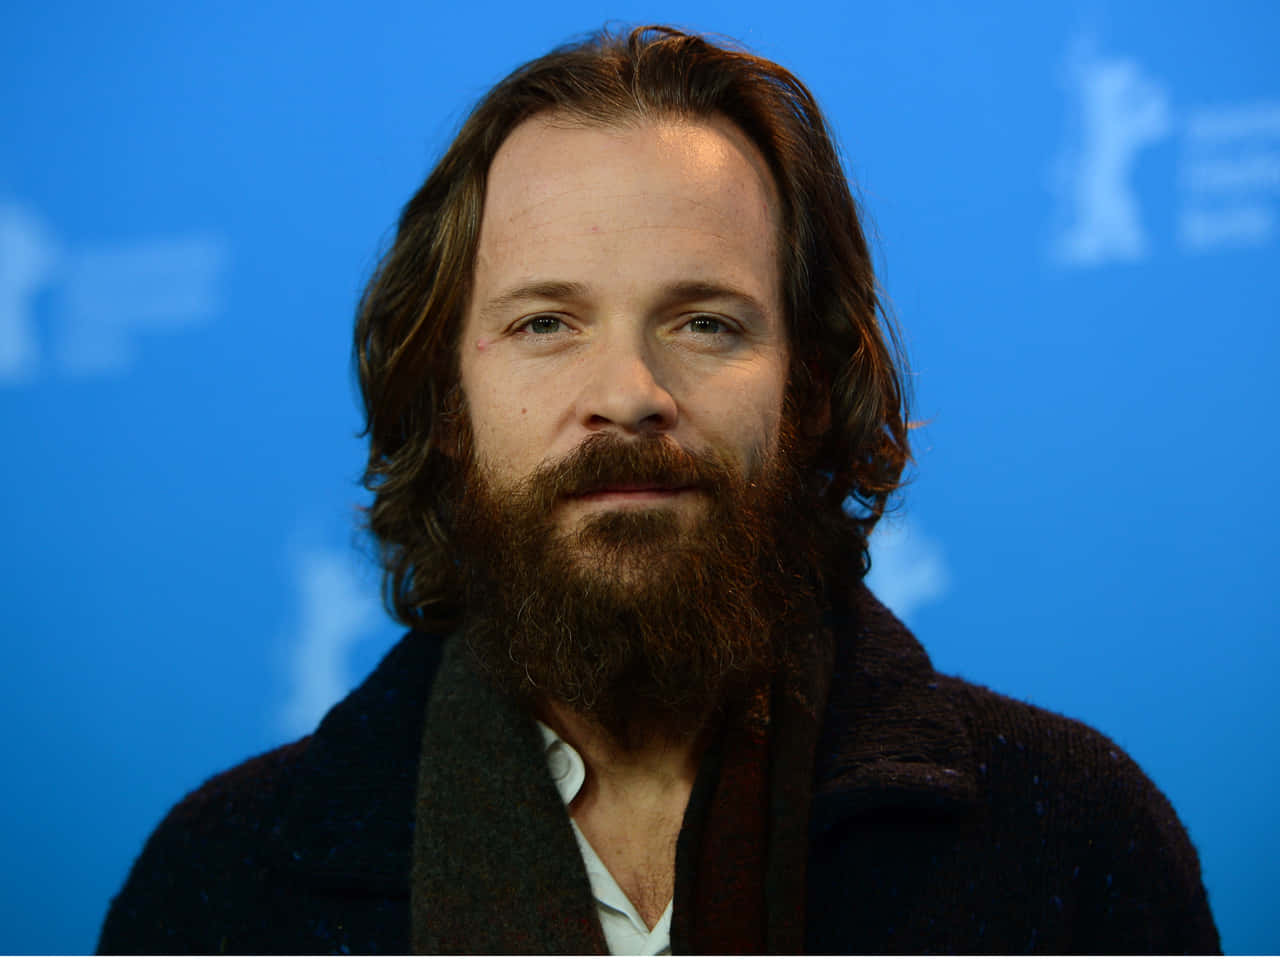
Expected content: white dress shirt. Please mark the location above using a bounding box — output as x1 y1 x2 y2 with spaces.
537 721 673 955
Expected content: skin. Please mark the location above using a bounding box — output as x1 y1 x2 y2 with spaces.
458 111 790 928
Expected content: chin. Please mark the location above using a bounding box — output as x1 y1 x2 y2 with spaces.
564 497 704 533
571 503 694 548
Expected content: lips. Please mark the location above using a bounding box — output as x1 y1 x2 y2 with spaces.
570 484 694 501
587 483 684 493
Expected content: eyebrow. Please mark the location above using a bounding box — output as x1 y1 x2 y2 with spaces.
478 280 590 322
477 279 771 323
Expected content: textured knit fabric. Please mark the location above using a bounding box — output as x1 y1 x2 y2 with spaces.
410 634 608 953
676 589 834 955
96 582 1221 954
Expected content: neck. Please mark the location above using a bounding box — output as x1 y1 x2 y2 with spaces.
539 696 708 929
538 698 711 804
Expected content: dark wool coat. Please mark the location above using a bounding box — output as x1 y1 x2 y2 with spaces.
98 585 1220 954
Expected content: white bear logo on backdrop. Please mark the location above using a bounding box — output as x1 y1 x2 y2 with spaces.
276 546 386 739
1052 34 1279 265
1052 38 1171 265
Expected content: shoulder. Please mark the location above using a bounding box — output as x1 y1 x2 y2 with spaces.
937 674 1154 795
98 629 446 954
934 674 1221 953
935 673 1183 831
97 737 311 954
820 582 1218 952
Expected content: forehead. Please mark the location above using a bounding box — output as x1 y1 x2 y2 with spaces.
472 112 782 308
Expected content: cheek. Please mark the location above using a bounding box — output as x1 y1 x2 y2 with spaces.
461 356 513 458
464 381 549 480
752 366 792 466
470 404 518 467
694 378 787 472
459 375 502 461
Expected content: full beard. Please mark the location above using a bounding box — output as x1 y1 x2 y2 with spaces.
451 420 822 751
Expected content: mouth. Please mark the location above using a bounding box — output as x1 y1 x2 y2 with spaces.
568 484 697 504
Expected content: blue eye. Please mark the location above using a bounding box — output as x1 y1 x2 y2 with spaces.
685 315 737 337
521 315 564 335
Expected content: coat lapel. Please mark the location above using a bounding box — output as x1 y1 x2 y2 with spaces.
812 582 978 831
410 635 607 954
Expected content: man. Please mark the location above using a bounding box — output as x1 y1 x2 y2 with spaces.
98 26 1219 954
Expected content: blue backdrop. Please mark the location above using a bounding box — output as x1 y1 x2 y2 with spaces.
3 1 1276 953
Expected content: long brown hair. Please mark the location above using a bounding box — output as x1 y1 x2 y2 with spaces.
355 25 912 632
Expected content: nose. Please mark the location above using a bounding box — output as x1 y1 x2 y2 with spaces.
573 334 677 436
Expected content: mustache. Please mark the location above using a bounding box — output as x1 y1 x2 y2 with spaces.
520 434 738 509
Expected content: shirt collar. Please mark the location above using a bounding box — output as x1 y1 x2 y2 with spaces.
536 719 587 806
536 721 673 953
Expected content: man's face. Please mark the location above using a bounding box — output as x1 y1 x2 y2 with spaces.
458 112 790 556
452 113 802 739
